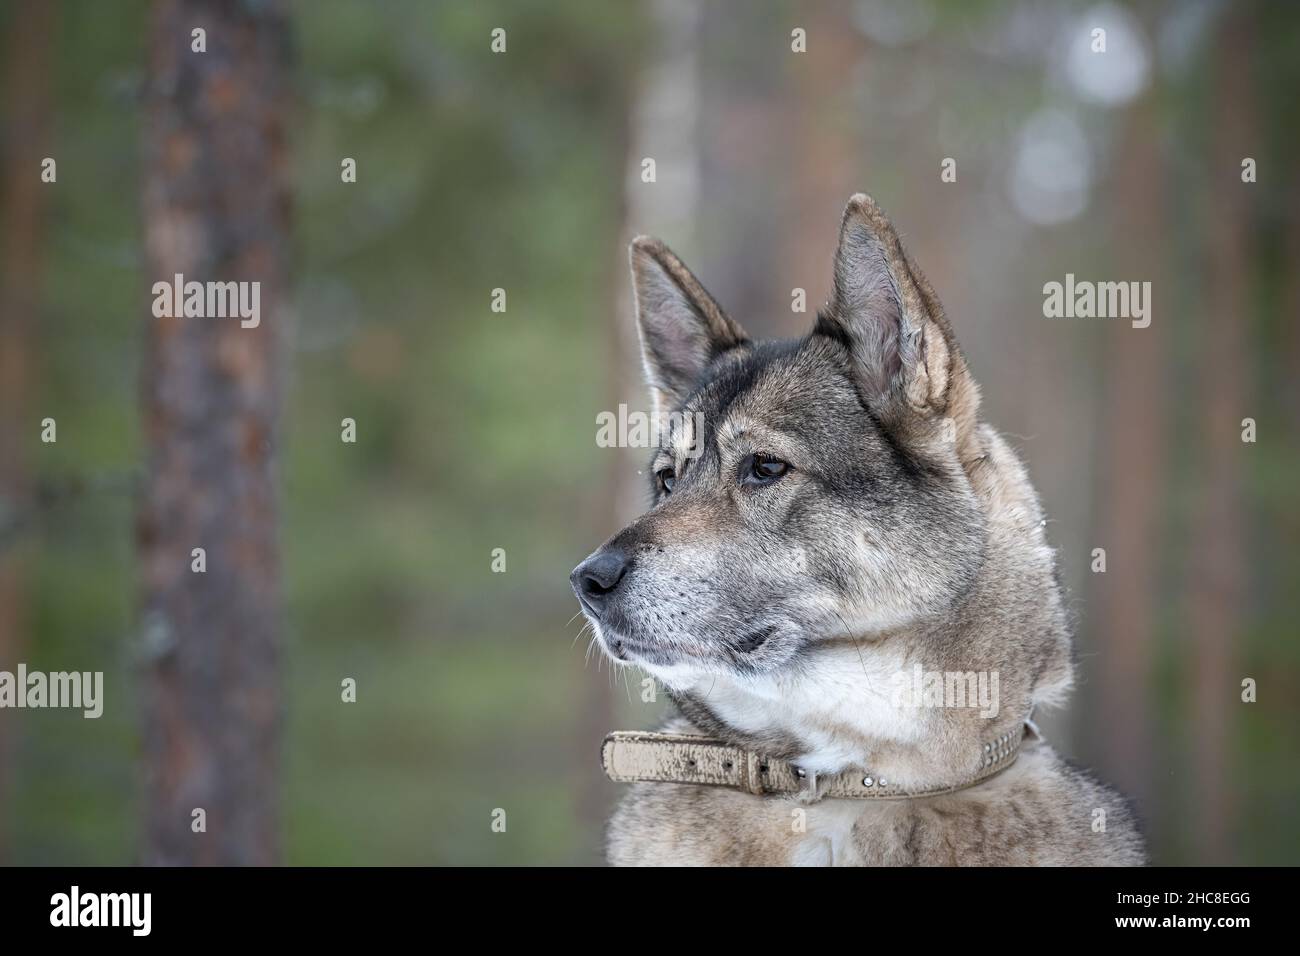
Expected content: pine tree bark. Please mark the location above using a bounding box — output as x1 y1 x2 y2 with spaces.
0 0 56 864
138 0 292 865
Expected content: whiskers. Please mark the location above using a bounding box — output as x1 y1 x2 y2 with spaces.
566 607 645 705
566 608 605 670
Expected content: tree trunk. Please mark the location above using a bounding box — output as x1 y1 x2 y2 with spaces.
1089 93 1169 832
0 0 56 864
138 0 292 865
618 0 702 518
1184 5 1254 864
780 2 860 334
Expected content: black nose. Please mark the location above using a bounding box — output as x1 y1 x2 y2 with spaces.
571 548 631 610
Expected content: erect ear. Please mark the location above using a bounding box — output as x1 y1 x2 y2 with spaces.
815 194 980 455
629 236 748 413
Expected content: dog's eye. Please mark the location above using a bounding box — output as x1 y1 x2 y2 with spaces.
656 468 676 494
742 455 789 487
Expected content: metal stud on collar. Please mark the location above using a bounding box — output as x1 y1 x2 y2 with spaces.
793 765 820 796
981 728 1022 768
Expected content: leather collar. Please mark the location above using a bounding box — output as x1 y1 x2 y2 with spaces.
602 718 1041 801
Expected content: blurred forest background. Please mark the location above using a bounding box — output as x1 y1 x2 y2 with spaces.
0 0 1296 865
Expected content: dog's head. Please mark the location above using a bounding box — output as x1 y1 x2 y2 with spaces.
572 195 989 686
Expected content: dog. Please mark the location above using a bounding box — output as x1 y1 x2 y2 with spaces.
571 194 1146 866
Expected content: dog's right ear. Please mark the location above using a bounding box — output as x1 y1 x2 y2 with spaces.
629 236 748 413
815 194 980 456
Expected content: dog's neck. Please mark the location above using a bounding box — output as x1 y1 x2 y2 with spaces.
659 636 1023 790
657 554 1070 789
648 428 1074 789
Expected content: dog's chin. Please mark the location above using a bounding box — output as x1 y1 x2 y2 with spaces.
589 614 797 685
591 623 678 669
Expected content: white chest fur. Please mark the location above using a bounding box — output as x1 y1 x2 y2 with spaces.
652 641 921 773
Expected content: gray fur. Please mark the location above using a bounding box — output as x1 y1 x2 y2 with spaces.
574 195 1146 866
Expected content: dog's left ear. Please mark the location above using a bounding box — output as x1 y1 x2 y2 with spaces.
629 236 749 414
815 194 980 455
